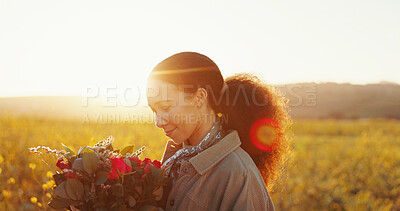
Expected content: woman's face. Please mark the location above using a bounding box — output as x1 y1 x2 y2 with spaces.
146 79 200 144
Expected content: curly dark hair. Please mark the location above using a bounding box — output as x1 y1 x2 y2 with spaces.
221 73 293 190
149 52 292 190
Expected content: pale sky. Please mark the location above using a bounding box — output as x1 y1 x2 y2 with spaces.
1 0 399 98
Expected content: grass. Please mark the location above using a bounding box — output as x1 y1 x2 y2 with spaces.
0 116 399 210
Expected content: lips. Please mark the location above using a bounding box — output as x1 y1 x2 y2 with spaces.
164 128 176 136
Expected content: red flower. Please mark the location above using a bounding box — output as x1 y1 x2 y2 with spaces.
56 159 70 170
144 163 152 173
56 159 77 179
142 158 152 166
152 160 162 169
108 158 132 179
65 172 77 179
129 157 142 167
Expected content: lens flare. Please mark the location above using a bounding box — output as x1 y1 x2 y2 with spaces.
250 118 280 152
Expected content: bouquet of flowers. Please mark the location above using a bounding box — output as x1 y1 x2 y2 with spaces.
29 136 170 211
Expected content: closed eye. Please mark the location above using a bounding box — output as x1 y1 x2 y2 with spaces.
148 100 174 113
161 105 171 112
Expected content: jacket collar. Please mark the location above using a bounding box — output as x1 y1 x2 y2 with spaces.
189 130 241 175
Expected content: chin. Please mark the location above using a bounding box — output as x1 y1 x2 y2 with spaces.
170 135 186 145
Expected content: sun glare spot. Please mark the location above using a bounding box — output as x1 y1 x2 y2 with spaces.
250 118 280 152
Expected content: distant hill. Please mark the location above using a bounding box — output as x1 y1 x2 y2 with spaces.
276 82 400 119
1 83 399 120
0 96 154 123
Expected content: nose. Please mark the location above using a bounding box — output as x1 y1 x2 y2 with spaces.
155 113 168 128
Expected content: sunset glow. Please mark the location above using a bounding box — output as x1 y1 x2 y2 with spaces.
1 0 399 98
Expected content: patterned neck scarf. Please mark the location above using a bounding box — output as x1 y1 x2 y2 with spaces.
162 116 224 179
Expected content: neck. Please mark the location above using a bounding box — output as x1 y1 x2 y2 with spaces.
187 113 217 146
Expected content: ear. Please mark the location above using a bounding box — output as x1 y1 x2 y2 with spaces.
194 88 208 107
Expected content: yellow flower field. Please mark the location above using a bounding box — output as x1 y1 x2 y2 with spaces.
0 116 399 210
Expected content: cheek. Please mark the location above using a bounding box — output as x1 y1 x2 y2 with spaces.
169 105 195 123
169 108 198 135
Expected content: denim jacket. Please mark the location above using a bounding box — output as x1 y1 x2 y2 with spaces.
161 130 275 211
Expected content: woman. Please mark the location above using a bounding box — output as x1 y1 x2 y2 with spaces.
146 52 291 211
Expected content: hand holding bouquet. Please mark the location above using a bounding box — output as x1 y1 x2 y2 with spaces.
30 136 170 211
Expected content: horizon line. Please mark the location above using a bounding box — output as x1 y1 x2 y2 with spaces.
1 80 399 99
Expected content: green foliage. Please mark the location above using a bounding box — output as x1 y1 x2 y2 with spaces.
65 179 84 201
61 143 75 156
42 138 169 209
81 148 99 175
120 145 134 156
95 171 108 185
53 181 68 199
